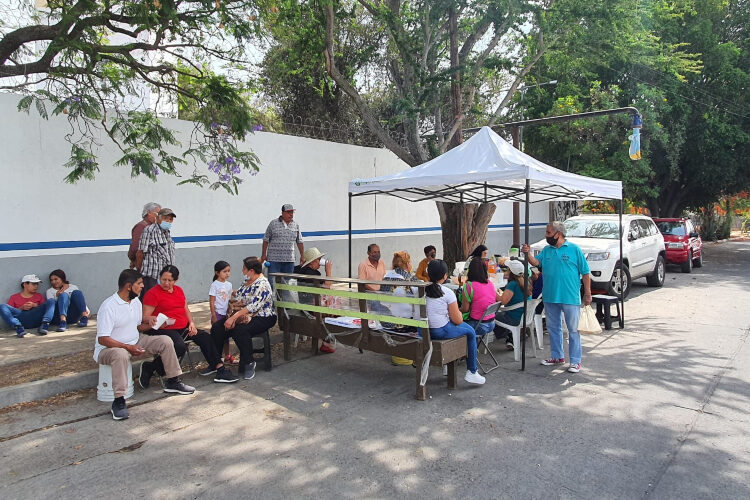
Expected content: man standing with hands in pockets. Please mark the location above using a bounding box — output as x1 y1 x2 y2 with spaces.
522 221 592 374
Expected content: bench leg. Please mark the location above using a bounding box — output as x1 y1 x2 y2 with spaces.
283 323 291 361
447 361 457 389
263 331 272 371
311 336 319 355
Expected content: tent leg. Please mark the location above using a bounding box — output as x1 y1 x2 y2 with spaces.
521 179 530 371
348 193 353 279
619 194 625 327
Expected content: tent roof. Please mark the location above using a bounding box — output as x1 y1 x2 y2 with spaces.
349 126 622 203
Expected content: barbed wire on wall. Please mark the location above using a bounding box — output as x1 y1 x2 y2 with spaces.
279 116 409 149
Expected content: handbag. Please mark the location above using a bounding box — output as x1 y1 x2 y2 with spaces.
461 282 474 321
227 299 251 325
578 305 602 334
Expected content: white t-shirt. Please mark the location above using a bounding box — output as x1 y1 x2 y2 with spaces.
426 284 457 329
93 293 142 362
46 284 80 300
209 280 233 315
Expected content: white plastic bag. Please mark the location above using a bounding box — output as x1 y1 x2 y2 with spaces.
578 305 602 334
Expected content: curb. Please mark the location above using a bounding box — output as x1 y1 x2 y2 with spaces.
0 353 210 409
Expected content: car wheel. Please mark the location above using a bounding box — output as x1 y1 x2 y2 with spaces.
681 251 693 273
647 255 666 287
693 249 704 268
607 263 631 299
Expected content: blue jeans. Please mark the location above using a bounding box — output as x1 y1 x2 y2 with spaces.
466 318 495 337
52 290 87 324
267 261 295 292
545 302 582 364
0 299 56 329
430 322 479 373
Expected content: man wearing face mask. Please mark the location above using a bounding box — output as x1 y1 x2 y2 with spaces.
95 269 194 420
136 208 176 298
128 202 160 270
415 245 437 282
358 243 386 291
522 221 592 374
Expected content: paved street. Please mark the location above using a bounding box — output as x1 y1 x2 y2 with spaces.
1 241 748 499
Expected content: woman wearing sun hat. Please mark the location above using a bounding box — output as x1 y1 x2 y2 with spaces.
294 247 335 353
493 259 532 350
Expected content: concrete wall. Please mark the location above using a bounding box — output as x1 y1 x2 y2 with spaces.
0 92 547 318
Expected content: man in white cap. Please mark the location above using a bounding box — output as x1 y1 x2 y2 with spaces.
136 207 177 297
261 204 304 290
293 247 335 353
0 274 56 337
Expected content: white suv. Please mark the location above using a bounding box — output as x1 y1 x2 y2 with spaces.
530 214 666 298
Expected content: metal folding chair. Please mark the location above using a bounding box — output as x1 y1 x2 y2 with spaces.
476 301 503 374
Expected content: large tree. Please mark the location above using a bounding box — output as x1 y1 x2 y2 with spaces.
523 0 750 216
0 0 268 193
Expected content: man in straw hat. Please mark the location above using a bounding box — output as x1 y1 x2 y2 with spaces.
294 247 335 353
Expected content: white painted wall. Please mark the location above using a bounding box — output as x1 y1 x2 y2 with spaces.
0 92 548 314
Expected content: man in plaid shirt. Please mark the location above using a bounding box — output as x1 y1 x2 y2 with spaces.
261 204 304 290
136 208 176 297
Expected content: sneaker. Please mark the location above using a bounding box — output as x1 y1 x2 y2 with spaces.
78 316 89 327
138 361 154 389
567 363 581 373
164 378 196 395
38 322 49 335
15 325 26 338
464 370 486 385
541 358 565 366
243 361 256 380
199 365 217 376
213 366 239 383
111 397 129 420
506 341 514 351
56 320 67 332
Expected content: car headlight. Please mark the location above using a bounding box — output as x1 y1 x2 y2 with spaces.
587 252 610 261
666 242 684 249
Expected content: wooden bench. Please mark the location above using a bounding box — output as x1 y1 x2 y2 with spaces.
272 273 467 400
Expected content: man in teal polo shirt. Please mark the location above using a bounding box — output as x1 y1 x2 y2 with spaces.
522 221 592 373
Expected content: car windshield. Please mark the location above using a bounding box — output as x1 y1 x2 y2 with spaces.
657 221 685 236
564 219 621 239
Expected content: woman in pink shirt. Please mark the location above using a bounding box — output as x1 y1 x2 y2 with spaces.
0 274 56 337
460 258 501 337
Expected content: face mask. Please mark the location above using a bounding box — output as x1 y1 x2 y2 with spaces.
160 221 172 231
546 233 559 246
429 253 436 258
128 289 138 300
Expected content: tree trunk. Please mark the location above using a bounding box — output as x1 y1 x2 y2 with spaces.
551 201 579 222
436 201 496 270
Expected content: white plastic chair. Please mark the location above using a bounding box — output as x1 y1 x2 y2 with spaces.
495 298 542 362
533 294 544 348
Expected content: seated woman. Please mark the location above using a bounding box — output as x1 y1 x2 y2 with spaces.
494 259 533 350
140 265 238 386
293 247 334 353
211 257 277 380
460 257 501 338
425 260 485 385
46 269 90 331
381 251 420 365
0 274 56 337
459 244 488 284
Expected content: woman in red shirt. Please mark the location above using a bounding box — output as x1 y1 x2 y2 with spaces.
0 274 56 337
139 265 238 387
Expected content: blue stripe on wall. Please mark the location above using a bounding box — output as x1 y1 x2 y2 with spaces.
0 223 547 252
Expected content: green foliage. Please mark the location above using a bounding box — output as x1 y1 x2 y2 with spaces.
3 0 267 192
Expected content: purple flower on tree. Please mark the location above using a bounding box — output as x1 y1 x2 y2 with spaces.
252 124 263 132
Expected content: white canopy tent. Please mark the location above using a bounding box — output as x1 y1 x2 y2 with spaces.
347 125 625 368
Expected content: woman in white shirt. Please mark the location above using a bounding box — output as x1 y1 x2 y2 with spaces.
425 260 485 385
47 269 89 331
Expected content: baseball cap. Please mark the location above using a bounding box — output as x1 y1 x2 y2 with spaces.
506 259 525 276
158 208 177 217
21 274 42 284
281 204 295 212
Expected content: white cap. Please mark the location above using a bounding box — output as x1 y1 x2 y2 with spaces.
21 274 42 284
506 260 525 276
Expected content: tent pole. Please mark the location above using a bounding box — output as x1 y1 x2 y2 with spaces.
460 191 464 259
521 179 530 371
348 193 353 279
619 192 625 327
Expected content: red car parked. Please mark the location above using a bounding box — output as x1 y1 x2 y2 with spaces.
653 218 704 273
